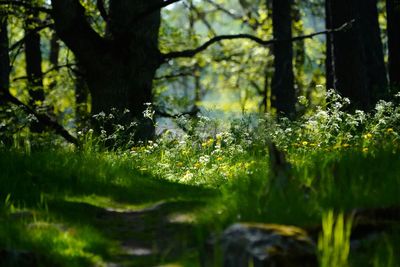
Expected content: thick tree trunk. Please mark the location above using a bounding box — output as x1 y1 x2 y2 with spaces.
51 0 161 140
387 0 400 91
271 0 296 117
358 0 388 104
326 0 368 109
24 9 45 107
326 0 387 110
0 16 9 95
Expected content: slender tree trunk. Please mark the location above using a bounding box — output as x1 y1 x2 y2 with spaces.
24 8 44 107
271 0 296 117
74 64 89 130
326 0 387 110
261 66 269 112
0 16 11 145
47 32 60 95
292 4 305 98
325 0 335 90
49 32 60 67
0 16 9 95
51 0 162 140
387 0 400 91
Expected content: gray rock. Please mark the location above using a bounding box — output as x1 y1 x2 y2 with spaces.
221 223 317 267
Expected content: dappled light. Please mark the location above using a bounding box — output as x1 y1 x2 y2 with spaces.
1 0 400 266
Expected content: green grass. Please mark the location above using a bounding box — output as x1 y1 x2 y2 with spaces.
1 100 400 266
0 150 216 266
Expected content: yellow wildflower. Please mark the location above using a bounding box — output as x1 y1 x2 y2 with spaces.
387 128 394 133
302 141 308 146
201 138 214 147
362 147 368 153
364 133 373 139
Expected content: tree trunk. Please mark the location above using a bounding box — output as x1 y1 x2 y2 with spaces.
326 0 387 110
74 63 89 131
49 32 60 67
48 32 60 93
24 8 44 107
51 0 162 140
326 0 368 109
270 0 296 117
387 0 400 91
0 16 9 95
325 0 334 90
292 3 305 98
358 0 388 104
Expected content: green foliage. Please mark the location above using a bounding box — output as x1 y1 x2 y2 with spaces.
318 211 352 267
0 2 399 265
2 93 400 265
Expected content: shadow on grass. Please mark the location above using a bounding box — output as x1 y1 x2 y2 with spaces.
0 150 216 205
0 150 216 266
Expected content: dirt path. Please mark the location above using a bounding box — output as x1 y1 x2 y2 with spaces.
90 200 205 266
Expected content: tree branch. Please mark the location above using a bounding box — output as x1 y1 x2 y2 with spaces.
154 71 193 80
163 20 355 59
12 64 77 81
186 2 218 36
204 0 243 20
156 106 200 118
51 0 106 66
0 91 79 145
96 0 109 22
9 23 54 52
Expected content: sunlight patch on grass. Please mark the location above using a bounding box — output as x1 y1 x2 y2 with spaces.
64 195 167 213
0 219 110 267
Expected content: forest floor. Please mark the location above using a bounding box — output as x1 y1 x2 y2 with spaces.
2 101 400 266
1 145 400 267
0 150 219 266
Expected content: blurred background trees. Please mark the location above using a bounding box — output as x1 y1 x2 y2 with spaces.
0 0 398 144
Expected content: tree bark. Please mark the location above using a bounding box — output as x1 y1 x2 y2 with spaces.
358 0 388 104
387 0 400 91
24 8 45 107
326 0 368 109
270 0 296 117
292 4 306 102
325 0 334 90
51 0 162 140
74 63 89 130
49 32 60 67
0 15 9 95
326 0 387 110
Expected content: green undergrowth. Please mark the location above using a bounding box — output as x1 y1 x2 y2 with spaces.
1 92 400 266
0 150 216 266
